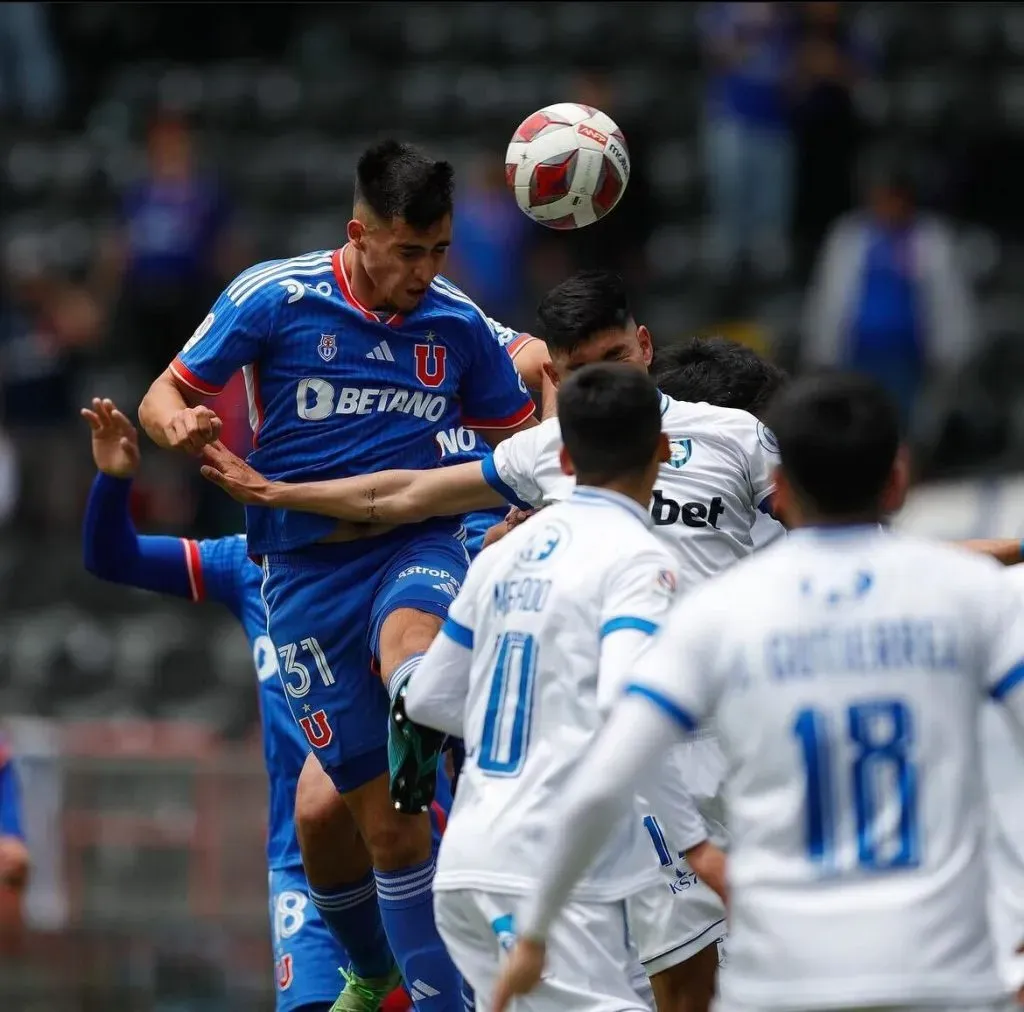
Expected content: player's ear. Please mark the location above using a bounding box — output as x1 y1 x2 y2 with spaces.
558 444 576 476
656 431 671 464
347 219 365 249
770 465 798 527
881 445 911 515
636 325 654 367
541 360 561 389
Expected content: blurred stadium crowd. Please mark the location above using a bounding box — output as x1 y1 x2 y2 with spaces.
4 1 1024 1007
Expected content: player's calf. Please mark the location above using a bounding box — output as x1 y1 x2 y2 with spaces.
293 755 398 1000
378 609 449 814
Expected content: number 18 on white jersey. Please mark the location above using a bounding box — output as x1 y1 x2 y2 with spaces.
628 528 1024 1010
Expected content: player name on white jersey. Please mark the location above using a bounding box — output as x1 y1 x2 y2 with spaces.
429 489 681 903
629 527 1024 1008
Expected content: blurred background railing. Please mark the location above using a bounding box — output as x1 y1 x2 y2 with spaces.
4 1 1024 1007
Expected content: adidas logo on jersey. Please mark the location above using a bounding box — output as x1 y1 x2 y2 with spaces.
408 979 440 1001
366 341 395 362
432 580 461 599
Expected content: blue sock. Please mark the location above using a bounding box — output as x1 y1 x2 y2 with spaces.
308 873 394 979
375 857 462 1010
429 755 452 856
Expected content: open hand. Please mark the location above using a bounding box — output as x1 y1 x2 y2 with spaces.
493 937 546 1012
200 441 272 504
81 398 140 478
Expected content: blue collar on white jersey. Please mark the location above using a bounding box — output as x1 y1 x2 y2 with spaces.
658 391 671 415
571 486 652 526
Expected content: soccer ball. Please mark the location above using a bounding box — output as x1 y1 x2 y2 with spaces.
505 103 630 230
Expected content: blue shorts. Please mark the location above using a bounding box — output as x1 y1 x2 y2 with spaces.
461 507 509 558
262 525 470 792
269 865 346 1012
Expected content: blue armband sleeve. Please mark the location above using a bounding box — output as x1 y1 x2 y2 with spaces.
0 752 24 839
82 474 194 599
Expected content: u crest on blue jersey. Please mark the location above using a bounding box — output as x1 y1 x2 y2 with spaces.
298 706 333 748
414 336 447 388
668 438 692 468
317 334 337 362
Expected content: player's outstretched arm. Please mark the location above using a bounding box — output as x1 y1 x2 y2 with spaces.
200 442 506 523
82 399 203 600
957 538 1024 565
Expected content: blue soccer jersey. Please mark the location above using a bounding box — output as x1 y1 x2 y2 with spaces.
0 739 23 840
184 535 308 869
171 249 535 554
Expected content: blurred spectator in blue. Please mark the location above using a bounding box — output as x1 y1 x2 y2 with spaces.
802 150 977 431
0 736 29 950
97 115 239 381
0 2 62 125
699 2 795 282
0 256 101 532
446 153 531 323
791 1 874 280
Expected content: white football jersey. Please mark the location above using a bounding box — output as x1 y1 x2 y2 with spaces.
629 527 1024 1008
984 565 1024 989
487 392 779 590
427 488 681 902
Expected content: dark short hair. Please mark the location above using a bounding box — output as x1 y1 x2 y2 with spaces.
354 140 454 230
653 337 788 419
536 270 633 354
558 363 662 484
764 372 900 517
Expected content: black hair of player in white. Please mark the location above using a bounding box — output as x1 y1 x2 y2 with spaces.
354 140 454 230
653 337 789 420
765 371 900 521
536 269 633 355
558 363 663 486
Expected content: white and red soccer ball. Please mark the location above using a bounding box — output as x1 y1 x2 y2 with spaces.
505 103 630 230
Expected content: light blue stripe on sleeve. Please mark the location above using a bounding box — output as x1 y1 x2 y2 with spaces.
480 455 533 512
990 660 1024 701
442 617 474 649
624 683 698 732
600 616 659 638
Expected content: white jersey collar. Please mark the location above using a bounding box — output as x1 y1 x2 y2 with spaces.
571 486 652 526
789 523 886 540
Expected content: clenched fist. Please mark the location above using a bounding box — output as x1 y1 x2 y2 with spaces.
163 405 222 455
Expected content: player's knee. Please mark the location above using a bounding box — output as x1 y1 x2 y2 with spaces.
378 608 443 681
362 811 432 871
650 945 718 1012
294 756 355 853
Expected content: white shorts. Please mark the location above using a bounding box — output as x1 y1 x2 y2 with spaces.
715 1003 1015 1012
982 705 1024 990
434 888 650 1012
629 735 728 974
